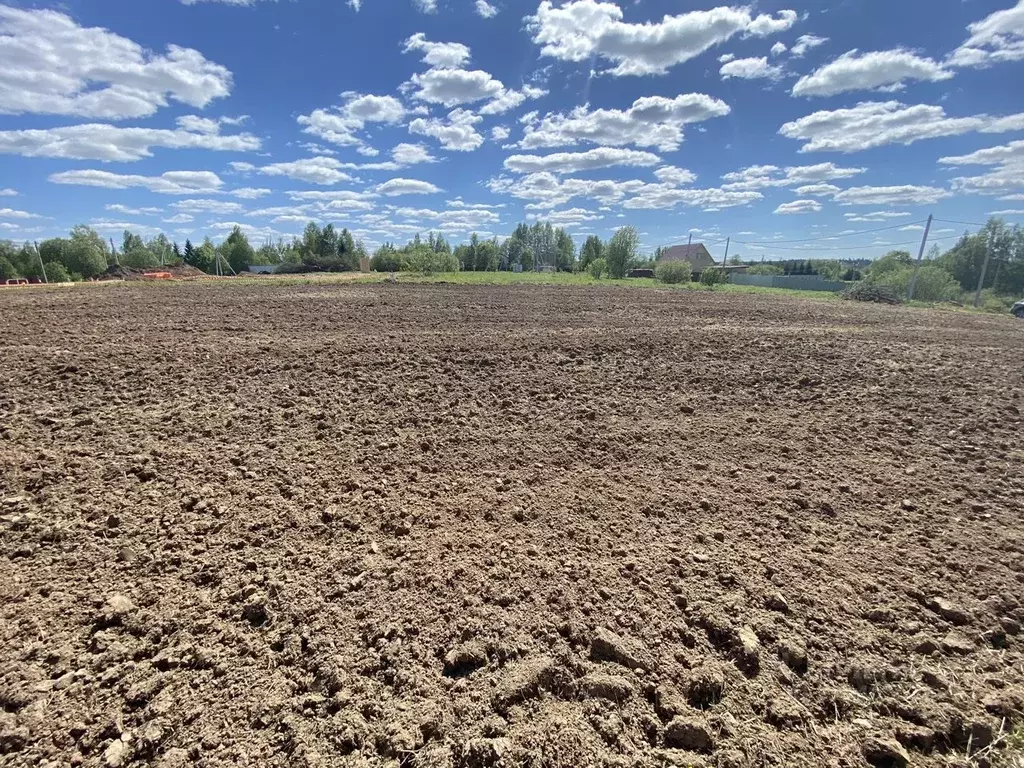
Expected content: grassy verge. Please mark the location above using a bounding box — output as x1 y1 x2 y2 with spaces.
384 270 845 301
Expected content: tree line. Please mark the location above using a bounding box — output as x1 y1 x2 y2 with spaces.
734 218 1023 302
0 219 647 281
2 216 1019 304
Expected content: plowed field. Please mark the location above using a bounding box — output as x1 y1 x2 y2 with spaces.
1 281 1023 768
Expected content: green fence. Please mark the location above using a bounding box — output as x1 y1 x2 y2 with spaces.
730 274 848 292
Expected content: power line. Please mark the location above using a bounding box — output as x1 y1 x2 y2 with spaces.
933 217 989 228
734 219 928 245
742 235 957 253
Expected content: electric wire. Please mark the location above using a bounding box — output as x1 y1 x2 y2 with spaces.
733 219 929 245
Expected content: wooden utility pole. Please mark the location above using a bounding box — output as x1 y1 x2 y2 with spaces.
109 238 119 266
974 230 995 308
906 214 933 301
721 237 730 267
33 241 48 283
687 232 692 248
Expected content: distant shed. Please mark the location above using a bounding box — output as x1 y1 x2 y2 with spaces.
247 264 275 274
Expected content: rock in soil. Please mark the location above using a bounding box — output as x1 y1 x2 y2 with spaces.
862 736 910 768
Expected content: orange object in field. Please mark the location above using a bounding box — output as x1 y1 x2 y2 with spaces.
142 272 173 280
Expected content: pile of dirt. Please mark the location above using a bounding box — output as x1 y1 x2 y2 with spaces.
100 263 207 281
0 282 1022 768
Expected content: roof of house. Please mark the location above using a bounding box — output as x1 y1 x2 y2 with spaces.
659 243 715 267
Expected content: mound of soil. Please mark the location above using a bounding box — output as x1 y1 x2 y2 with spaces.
101 263 207 281
0 282 1022 768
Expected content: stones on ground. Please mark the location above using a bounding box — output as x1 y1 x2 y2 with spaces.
443 641 488 677
733 626 760 676
696 613 759 676
925 597 971 626
940 631 975 655
580 673 634 702
102 737 130 768
589 627 655 671
663 716 714 753
95 594 135 629
861 736 910 768
777 638 808 674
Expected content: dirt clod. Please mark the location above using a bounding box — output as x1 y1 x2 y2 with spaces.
926 597 971 626
590 627 655 671
862 736 910 768
663 717 714 752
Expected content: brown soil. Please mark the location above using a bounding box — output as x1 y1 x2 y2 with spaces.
1 282 1023 768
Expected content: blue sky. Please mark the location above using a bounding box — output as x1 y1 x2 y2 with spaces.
1 0 1023 260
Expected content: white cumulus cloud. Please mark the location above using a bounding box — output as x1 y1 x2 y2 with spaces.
170 199 245 214
939 139 1024 196
403 33 471 68
948 0 1024 68
298 92 409 153
376 178 442 196
780 101 1024 153
0 120 260 162
790 34 828 57
720 57 784 80
526 1 797 76
792 49 953 97
230 187 272 199
48 169 224 194
475 0 498 18
409 109 484 151
240 157 356 185
503 147 660 174
519 94 730 152
774 199 822 214
832 185 951 206
0 5 232 119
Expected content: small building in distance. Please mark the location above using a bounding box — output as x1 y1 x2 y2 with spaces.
656 242 750 278
658 243 716 271
246 264 275 274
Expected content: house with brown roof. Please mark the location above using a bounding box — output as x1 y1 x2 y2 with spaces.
657 243 716 270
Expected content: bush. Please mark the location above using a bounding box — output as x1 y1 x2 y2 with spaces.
606 227 638 279
747 263 784 276
588 257 606 279
871 265 960 303
400 246 459 274
370 246 401 272
843 282 902 304
977 289 1016 313
699 268 728 286
0 255 19 280
121 248 160 269
655 261 691 284
43 262 72 282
